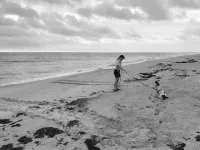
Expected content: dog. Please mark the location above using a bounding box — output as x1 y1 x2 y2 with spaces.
155 80 168 100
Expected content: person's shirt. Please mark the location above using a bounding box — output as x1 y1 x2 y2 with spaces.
115 59 122 70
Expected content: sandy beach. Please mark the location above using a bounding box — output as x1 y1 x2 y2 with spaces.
1 54 200 150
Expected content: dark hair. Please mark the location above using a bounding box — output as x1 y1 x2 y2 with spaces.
117 55 125 60
155 80 160 86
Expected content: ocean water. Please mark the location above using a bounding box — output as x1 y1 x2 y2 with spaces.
0 52 186 87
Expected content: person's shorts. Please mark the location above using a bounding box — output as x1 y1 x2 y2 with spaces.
114 69 120 78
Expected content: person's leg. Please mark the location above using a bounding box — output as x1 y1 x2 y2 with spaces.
114 77 119 90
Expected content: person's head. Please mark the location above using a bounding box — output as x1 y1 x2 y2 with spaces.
117 55 125 61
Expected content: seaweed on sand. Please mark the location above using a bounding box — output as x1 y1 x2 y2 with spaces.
66 120 79 128
67 98 89 108
0 119 12 124
0 144 24 150
34 127 64 138
16 112 28 118
167 141 186 150
18 136 33 144
195 135 200 141
84 135 100 150
176 58 197 63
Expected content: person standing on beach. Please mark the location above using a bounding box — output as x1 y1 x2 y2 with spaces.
113 55 126 92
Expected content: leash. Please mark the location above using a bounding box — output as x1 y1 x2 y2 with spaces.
124 70 158 92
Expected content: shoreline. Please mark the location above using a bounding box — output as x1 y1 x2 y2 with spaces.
0 52 196 88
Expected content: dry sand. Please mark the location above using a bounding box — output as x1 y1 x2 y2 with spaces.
1 54 200 150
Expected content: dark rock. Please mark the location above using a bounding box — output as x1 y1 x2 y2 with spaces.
0 119 12 124
18 136 33 144
11 124 21 128
84 135 100 150
34 127 64 138
167 141 186 150
67 120 79 128
195 135 200 141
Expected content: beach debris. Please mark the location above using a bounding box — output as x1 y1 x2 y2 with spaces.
173 69 188 79
0 119 12 124
78 131 86 135
156 63 172 67
176 58 197 63
167 141 186 150
0 144 13 150
18 136 33 144
67 98 89 109
56 138 64 146
16 112 28 118
0 143 24 150
34 127 64 138
11 124 21 128
84 135 100 150
1 119 23 129
139 72 156 79
59 98 66 103
34 141 40 146
195 135 200 141
67 120 79 128
90 92 97 96
63 141 68 145
28 105 41 109
148 63 173 74
123 78 148 83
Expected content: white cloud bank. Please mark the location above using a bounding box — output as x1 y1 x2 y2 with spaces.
0 0 200 52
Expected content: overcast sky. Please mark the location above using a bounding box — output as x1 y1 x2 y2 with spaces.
0 0 200 52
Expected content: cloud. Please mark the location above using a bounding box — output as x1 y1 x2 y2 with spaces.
116 0 169 20
0 37 43 49
1 0 198 51
0 15 17 26
184 27 200 38
0 0 39 18
178 20 200 40
0 25 43 49
42 13 120 40
12 0 83 7
168 0 200 9
77 2 145 20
